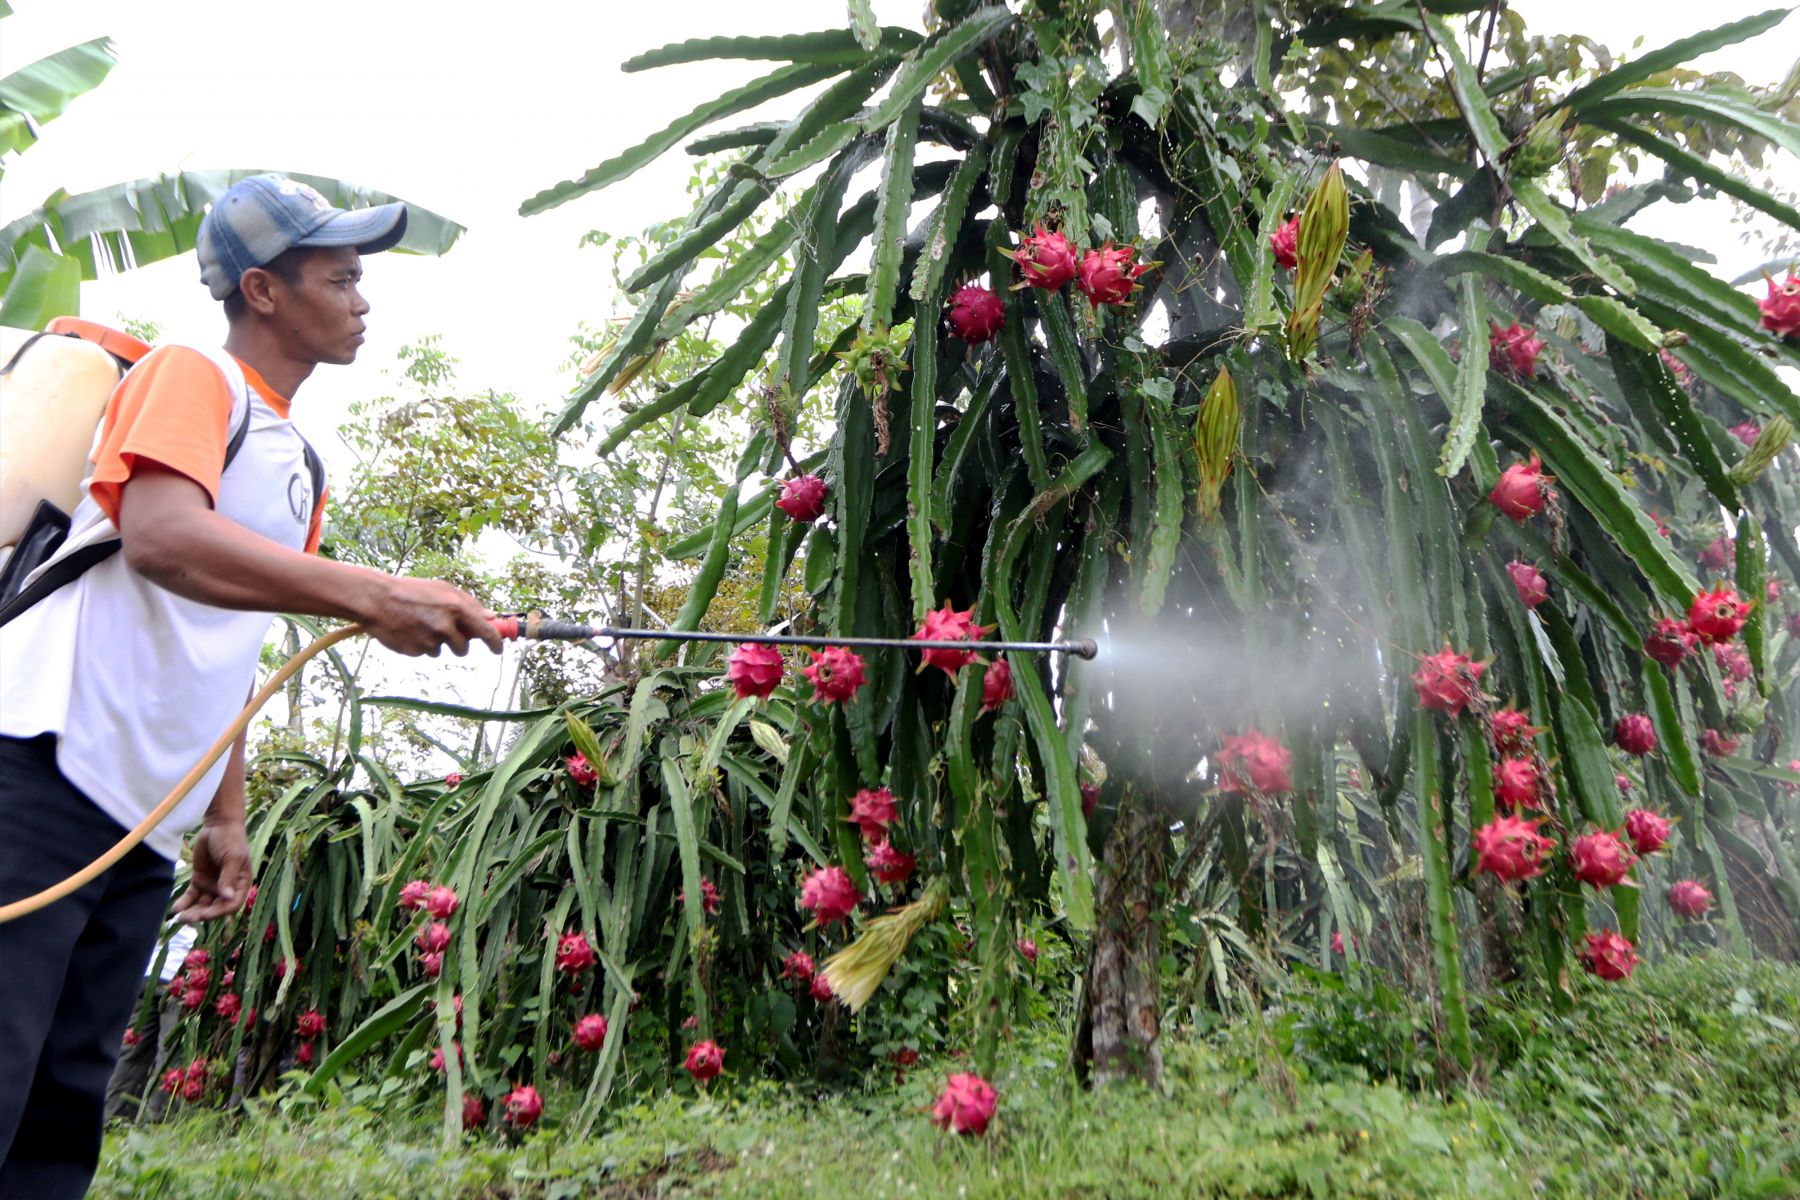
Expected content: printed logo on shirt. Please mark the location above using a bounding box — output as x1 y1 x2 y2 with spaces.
287 472 311 527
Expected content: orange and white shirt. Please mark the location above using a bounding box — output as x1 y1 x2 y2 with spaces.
0 345 325 860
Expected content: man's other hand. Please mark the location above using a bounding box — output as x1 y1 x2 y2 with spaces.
174 819 253 923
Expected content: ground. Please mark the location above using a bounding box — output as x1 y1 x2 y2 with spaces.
94 955 1800 1199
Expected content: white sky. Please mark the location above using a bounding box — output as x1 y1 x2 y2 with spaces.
3 0 1792 462
2 0 1793 751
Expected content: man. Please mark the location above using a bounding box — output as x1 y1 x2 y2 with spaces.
0 174 500 1198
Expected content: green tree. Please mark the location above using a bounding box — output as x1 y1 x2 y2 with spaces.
530 0 1800 1088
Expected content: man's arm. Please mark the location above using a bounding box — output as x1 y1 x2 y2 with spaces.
171 718 252 923
117 462 501 657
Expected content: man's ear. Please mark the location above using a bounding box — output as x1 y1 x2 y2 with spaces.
237 267 281 317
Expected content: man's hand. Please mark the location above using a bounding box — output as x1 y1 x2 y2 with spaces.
356 575 504 657
173 819 254 923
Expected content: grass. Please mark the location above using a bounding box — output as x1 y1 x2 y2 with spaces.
94 955 1800 1200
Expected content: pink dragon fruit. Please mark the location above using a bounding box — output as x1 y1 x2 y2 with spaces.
1008 225 1078 290
416 922 451 955
1472 815 1556 883
1668 879 1713 919
1644 616 1699 667
503 1084 542 1128
419 952 443 978
555 931 596 974
1758 270 1800 338
1489 321 1547 379
800 865 860 925
865 840 916 886
931 1072 998 1136
429 1042 462 1073
980 658 1014 713
775 474 828 523
463 1093 486 1130
565 752 598 787
1016 937 1038 965
1578 930 1639 981
444 772 463 788
1493 756 1543 810
1688 586 1751 645
296 1009 325 1040
781 950 815 982
1571 831 1637 889
573 1013 608 1052
1489 707 1545 754
946 283 1005 343
801 646 868 704
1075 243 1152 307
1216 729 1294 795
1614 714 1657 757
1506 561 1549 609
214 993 241 1022
424 886 459 920
846 787 899 840
678 878 721 916
294 1041 313 1068
726 643 785 700
683 1040 725 1082
1702 728 1740 758
914 601 988 675
1623 808 1671 855
1412 645 1487 716
1699 536 1734 573
810 974 836 1003
1269 216 1299 269
1713 643 1753 683
1488 453 1553 521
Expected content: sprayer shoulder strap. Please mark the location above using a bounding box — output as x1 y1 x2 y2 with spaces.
0 349 256 628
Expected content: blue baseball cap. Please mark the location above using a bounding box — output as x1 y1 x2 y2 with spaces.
197 174 408 300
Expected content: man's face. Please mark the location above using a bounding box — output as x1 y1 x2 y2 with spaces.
271 245 370 366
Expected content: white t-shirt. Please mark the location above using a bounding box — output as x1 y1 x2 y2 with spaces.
0 345 325 860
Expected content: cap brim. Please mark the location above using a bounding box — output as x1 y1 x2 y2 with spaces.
295 202 408 255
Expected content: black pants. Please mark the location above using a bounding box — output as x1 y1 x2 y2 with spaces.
0 734 172 1200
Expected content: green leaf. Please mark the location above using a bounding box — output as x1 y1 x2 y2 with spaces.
858 6 1014 134
1420 12 1509 167
862 93 922 331
622 27 920 72
0 37 115 129
1439 268 1490 477
519 62 842 215
1576 296 1661 352
1412 710 1472 1073
0 243 79 329
1592 118 1800 233
1559 9 1792 113
1499 379 1699 608
1642 661 1701 796
1511 178 1634 296
847 0 880 51
1127 0 1174 127
1581 87 1800 160
301 985 427 1094
1431 249 1572 305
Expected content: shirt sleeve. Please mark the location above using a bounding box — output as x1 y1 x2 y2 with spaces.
86 346 235 528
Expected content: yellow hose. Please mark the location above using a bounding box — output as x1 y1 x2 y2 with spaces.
0 623 365 924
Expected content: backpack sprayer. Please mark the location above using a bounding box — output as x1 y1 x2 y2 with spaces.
0 614 1094 923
